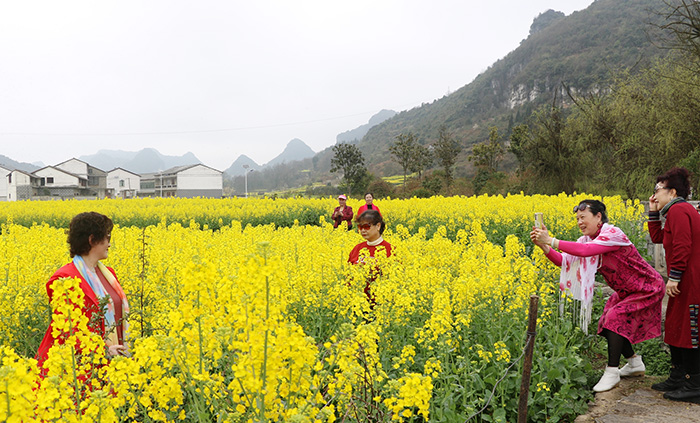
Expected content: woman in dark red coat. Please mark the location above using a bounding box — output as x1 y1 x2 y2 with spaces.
332 194 354 230
36 212 130 374
649 167 700 402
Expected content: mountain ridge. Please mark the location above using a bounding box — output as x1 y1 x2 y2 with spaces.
79 148 202 174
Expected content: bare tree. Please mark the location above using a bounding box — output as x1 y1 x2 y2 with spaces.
656 1 700 63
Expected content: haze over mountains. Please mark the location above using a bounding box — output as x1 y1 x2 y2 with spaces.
1 0 665 193
0 155 41 173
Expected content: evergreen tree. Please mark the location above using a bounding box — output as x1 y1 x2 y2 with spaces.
389 132 419 194
433 125 462 187
330 143 368 195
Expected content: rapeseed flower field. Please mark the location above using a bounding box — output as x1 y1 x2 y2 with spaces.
0 194 646 422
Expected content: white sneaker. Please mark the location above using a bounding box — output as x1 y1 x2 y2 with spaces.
593 367 620 392
619 355 645 377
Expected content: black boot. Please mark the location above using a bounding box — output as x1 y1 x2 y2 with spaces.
664 373 700 402
652 366 687 391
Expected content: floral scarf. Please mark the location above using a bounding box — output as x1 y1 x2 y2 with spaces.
73 256 130 346
559 223 632 332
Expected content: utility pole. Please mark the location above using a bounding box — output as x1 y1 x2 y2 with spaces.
243 165 253 198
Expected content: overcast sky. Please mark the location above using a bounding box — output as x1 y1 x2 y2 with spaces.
0 0 595 170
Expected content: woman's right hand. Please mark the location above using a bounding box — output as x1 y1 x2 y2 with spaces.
108 344 129 358
649 194 659 212
530 225 551 247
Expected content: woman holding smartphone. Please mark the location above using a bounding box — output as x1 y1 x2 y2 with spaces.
348 210 392 305
531 200 664 393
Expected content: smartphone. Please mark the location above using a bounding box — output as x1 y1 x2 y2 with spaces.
534 212 543 229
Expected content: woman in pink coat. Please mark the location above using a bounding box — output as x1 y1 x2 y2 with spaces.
531 199 664 393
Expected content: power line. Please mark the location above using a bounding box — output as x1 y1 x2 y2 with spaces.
0 101 421 137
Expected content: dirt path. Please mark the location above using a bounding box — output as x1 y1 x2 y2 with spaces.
575 377 700 422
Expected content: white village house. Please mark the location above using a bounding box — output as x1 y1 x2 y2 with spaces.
107 168 140 199
2 158 222 201
32 165 103 198
55 158 108 198
7 170 41 201
140 164 223 198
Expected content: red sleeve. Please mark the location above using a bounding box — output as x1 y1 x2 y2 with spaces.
348 244 362 264
557 240 620 257
648 221 663 244
667 207 694 276
343 206 354 221
545 247 563 267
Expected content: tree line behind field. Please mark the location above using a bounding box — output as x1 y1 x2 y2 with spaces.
330 1 700 200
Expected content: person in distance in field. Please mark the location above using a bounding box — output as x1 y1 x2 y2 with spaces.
348 210 392 306
648 167 700 402
36 212 130 374
331 194 354 230
531 199 664 393
357 192 382 217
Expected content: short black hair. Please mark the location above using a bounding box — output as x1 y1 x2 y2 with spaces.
356 209 385 234
657 167 692 199
68 212 113 258
576 199 608 223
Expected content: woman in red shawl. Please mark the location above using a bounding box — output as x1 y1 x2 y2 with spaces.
36 212 130 373
649 167 700 402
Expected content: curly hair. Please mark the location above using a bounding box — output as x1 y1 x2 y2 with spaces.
356 209 385 234
657 167 692 199
68 212 113 258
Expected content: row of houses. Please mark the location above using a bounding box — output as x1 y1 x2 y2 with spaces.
0 158 223 201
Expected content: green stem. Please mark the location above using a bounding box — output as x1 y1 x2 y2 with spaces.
197 290 204 375
71 345 81 415
259 273 270 422
5 379 10 421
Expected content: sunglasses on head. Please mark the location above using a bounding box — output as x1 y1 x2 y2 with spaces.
573 203 590 213
357 223 374 230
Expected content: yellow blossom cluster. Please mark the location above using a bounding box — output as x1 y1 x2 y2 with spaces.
0 194 645 422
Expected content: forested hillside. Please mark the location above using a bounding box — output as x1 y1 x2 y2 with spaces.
359 0 665 177
236 0 700 199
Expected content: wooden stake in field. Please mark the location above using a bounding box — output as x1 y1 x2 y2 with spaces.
517 294 539 423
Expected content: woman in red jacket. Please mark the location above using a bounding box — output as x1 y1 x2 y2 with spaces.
348 210 392 305
357 192 382 218
36 212 130 373
649 167 700 402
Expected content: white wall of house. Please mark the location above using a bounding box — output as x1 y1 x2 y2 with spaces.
8 171 35 201
107 168 140 198
56 159 88 178
0 165 11 201
176 165 223 198
177 165 222 190
34 167 83 187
